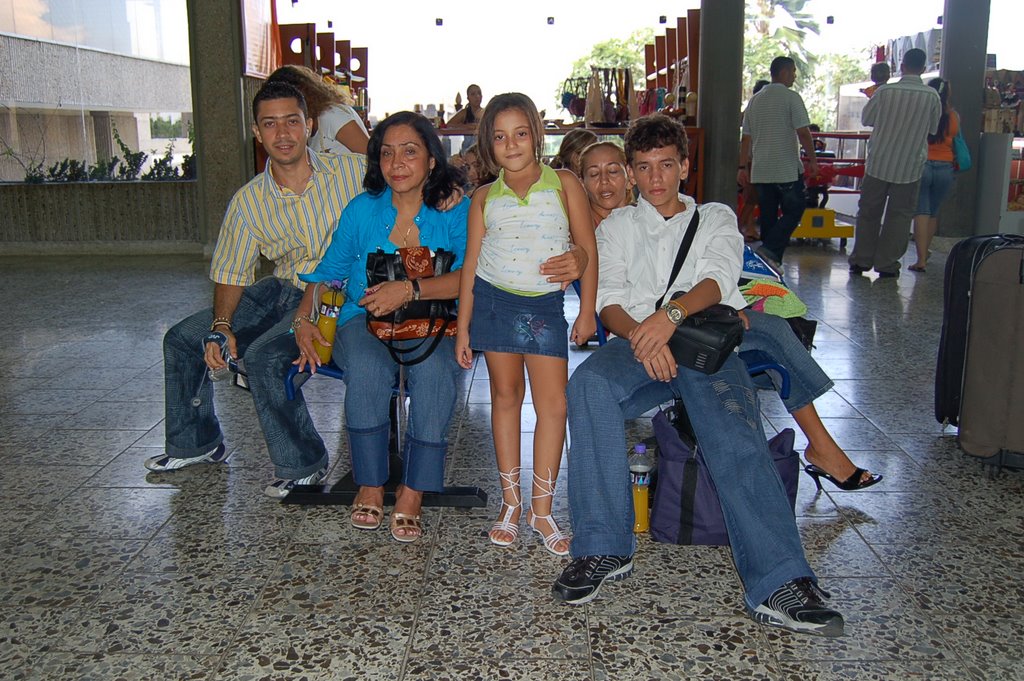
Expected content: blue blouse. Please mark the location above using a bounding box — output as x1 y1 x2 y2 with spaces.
299 188 469 327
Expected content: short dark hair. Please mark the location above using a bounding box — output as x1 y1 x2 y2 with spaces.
252 81 307 121
870 62 891 85
624 114 689 165
363 111 461 210
476 92 545 177
752 79 770 95
770 56 795 78
902 48 927 73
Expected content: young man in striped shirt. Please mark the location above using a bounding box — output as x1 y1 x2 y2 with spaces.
145 81 365 497
849 48 941 278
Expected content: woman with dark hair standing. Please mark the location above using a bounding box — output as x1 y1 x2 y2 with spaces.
910 78 957 273
293 112 468 542
267 64 370 155
447 84 485 152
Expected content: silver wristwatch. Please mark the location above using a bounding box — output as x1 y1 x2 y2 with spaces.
661 303 684 326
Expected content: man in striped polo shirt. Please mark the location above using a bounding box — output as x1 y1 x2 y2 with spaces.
739 56 819 269
145 81 365 497
849 48 941 278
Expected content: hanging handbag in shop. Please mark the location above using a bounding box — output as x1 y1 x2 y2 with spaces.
365 246 457 366
584 70 605 125
655 208 744 375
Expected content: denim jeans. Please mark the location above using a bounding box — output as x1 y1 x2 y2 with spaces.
914 161 955 217
566 338 815 608
755 176 807 261
741 310 833 413
163 277 328 479
334 316 461 492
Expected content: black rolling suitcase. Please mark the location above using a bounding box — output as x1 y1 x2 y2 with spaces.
935 234 1024 469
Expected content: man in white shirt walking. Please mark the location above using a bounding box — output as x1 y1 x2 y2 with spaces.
850 48 941 278
738 56 819 268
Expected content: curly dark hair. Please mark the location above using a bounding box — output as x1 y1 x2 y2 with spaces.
364 111 460 210
623 114 689 165
251 81 307 121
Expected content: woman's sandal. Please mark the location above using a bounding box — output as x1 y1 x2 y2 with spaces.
804 463 883 491
390 512 423 543
489 466 522 547
350 503 383 530
908 264 926 273
526 471 570 557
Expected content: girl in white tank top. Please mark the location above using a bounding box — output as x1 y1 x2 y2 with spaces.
456 93 598 556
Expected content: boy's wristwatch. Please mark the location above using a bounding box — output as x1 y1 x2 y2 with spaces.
661 302 685 325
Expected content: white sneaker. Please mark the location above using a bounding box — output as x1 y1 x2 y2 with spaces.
144 443 229 472
263 464 328 499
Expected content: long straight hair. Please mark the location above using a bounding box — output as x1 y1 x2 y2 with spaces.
476 93 545 177
928 78 951 144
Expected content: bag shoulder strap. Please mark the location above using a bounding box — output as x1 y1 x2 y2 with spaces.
655 206 700 310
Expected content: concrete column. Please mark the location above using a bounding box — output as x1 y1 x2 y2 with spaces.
697 0 745 208
939 0 991 237
186 0 249 250
91 111 113 162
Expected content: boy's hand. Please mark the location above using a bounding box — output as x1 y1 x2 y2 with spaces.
628 309 676 362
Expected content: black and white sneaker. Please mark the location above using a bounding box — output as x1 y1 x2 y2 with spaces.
748 577 845 637
551 555 634 605
263 465 328 499
144 443 230 472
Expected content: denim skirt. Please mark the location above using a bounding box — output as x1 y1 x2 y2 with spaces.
469 276 568 359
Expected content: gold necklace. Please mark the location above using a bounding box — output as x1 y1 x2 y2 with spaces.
402 222 416 247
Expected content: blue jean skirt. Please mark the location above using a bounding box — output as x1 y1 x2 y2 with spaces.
469 276 568 359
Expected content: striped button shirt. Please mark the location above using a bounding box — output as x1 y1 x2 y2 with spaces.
210 150 365 289
862 75 942 184
741 83 811 184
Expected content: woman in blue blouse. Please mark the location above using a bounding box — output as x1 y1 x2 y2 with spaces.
295 112 468 542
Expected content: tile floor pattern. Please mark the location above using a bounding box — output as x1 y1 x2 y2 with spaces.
1 244 1022 681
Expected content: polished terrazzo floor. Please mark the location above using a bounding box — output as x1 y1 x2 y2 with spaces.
1 243 1022 680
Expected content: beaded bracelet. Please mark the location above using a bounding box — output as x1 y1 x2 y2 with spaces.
210 317 232 331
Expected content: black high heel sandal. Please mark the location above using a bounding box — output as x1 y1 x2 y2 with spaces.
804 464 883 491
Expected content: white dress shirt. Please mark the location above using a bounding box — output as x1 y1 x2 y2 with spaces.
597 194 747 322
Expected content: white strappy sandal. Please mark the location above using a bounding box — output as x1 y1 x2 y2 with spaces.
489 466 522 547
526 469 570 557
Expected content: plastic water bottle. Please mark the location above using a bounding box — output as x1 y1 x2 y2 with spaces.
314 284 345 365
629 443 655 533
205 331 238 382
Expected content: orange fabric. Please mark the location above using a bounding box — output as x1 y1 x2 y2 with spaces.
928 111 958 163
747 282 789 299
269 0 282 74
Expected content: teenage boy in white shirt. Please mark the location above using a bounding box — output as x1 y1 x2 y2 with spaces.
551 114 845 638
